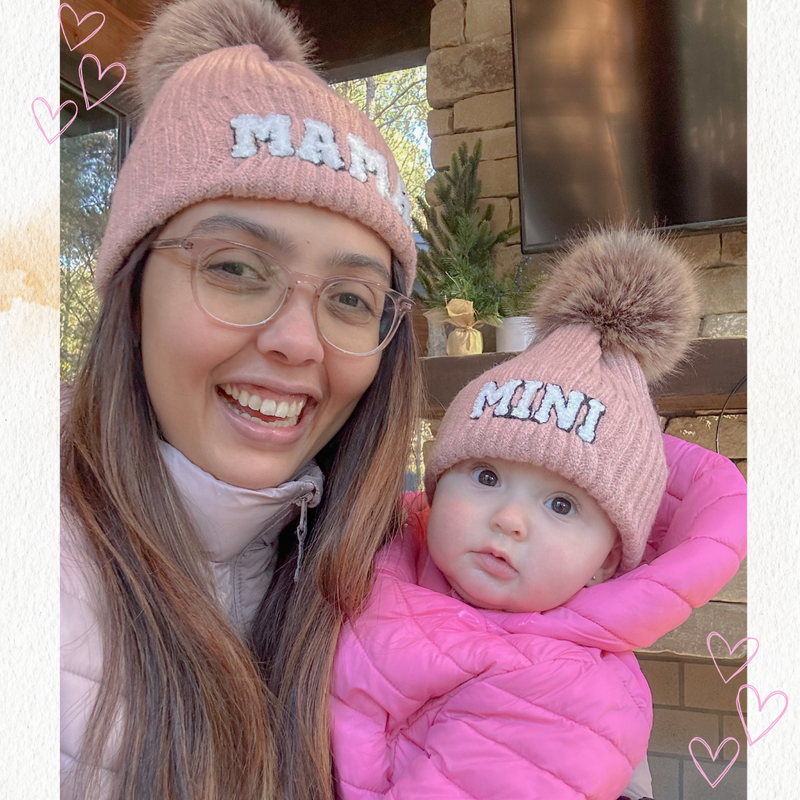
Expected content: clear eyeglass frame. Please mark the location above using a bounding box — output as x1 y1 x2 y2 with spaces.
150 236 415 356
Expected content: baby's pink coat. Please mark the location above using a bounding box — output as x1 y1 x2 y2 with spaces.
331 435 747 799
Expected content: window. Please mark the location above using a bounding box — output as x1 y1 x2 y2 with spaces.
60 48 131 379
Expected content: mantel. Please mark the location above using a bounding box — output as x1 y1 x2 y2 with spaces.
421 338 747 419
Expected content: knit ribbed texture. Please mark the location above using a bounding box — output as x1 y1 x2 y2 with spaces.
96 45 417 293
426 325 667 571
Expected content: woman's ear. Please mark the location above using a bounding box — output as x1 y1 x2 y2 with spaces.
585 538 623 586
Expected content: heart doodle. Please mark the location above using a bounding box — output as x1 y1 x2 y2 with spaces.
32 98 79 144
688 737 740 788
78 54 127 110
737 683 788 745
706 632 758 683
58 3 106 52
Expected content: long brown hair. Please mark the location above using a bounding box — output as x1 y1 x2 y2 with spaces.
251 274 421 799
61 237 422 799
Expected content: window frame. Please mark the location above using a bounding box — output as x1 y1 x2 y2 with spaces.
60 44 133 172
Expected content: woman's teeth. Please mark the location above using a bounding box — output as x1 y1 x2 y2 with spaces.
221 384 306 426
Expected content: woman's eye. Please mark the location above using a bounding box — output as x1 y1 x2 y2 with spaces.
201 246 279 282
335 292 367 309
546 496 574 516
210 260 253 277
473 468 499 487
203 255 267 281
322 283 381 323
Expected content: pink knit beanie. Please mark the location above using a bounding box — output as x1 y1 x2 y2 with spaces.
426 229 699 571
95 0 416 294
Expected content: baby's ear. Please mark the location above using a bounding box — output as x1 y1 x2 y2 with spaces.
586 538 623 586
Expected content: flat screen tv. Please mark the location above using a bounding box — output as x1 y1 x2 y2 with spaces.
510 0 746 252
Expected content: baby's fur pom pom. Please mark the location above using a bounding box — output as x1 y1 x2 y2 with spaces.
532 228 699 382
129 0 313 121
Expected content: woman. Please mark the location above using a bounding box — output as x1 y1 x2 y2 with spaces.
60 2 737 800
61 0 420 798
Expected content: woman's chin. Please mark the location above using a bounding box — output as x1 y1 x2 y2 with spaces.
201 453 305 491
176 429 313 490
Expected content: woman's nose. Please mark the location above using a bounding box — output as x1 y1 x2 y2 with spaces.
490 505 530 540
255 288 325 365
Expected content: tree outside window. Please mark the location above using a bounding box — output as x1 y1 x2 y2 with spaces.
60 81 121 381
333 66 432 219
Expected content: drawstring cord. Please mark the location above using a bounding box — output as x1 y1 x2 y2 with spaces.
293 495 309 583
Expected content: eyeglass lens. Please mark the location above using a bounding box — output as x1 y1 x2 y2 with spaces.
191 241 398 354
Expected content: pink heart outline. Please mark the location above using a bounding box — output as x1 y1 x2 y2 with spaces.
58 3 106 52
31 97 78 144
736 683 788 745
78 54 127 111
706 631 758 683
688 737 740 788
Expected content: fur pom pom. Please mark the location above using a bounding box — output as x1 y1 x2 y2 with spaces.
531 228 699 382
129 0 313 120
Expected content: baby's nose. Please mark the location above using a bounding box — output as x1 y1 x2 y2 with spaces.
490 506 529 540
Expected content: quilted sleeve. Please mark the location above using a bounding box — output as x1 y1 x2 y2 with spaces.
640 433 747 605
384 654 649 800
400 658 651 800
331 598 486 800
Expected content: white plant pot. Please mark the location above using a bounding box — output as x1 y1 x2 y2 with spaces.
496 316 536 352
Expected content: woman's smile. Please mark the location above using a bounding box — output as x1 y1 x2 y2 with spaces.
140 198 390 490
218 384 312 428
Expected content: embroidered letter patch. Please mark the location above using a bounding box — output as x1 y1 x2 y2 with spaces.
231 113 294 158
470 378 607 443
532 383 586 432
576 398 606 443
471 380 523 418
348 134 390 198
229 114 411 224
297 118 345 170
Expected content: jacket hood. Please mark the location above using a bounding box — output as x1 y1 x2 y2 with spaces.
411 433 746 652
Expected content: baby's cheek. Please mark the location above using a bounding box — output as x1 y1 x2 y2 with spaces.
429 496 471 541
427 503 465 568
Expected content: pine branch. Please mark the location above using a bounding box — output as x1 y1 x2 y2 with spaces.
413 139 517 322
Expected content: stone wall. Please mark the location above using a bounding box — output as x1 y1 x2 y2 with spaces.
427 0 522 275
423 2 748 795
424 0 748 323
639 657 747 799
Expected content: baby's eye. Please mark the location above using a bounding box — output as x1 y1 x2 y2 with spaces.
546 496 574 516
472 468 499 487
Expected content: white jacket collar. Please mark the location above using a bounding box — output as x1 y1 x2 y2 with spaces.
159 441 324 563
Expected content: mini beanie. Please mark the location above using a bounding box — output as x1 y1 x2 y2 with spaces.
426 228 699 572
95 0 416 294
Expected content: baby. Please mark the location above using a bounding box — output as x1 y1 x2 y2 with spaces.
330 229 747 799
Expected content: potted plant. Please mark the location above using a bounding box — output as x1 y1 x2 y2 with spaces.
496 262 548 352
414 140 518 356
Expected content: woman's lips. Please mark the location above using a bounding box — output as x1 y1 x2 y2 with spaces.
473 550 517 579
218 383 312 426
216 386 316 445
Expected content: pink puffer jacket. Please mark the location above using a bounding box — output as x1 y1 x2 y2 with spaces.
331 435 747 799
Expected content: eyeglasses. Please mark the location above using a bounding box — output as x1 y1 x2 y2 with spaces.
150 236 414 356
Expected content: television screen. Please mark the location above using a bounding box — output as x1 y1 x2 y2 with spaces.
510 0 746 252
